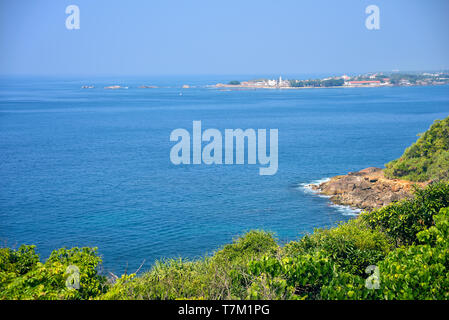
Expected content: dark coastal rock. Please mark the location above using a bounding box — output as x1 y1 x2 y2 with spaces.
309 167 428 211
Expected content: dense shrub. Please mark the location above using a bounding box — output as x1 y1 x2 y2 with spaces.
428 150 449 181
0 246 106 300
248 252 335 299
363 182 449 245
0 245 39 276
282 219 392 276
321 208 449 300
384 116 449 182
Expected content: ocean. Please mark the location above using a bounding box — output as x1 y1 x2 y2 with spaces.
1 76 448 274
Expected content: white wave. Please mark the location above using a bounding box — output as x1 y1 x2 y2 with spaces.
308 177 331 186
298 177 361 216
331 204 362 216
298 177 330 194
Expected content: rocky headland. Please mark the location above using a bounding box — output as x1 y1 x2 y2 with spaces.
308 167 428 211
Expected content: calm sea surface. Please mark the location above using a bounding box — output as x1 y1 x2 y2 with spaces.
1 76 448 274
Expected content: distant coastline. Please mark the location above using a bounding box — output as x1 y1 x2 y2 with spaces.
78 71 449 91
214 71 449 90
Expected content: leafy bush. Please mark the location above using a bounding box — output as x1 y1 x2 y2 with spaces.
319 272 372 300
282 219 392 276
0 246 106 300
384 116 449 182
0 245 39 276
248 252 335 299
363 182 449 245
428 150 449 181
321 208 449 300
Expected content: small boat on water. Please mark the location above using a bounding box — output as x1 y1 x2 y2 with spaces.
104 85 128 90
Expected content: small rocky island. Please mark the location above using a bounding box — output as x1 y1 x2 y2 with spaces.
308 167 427 211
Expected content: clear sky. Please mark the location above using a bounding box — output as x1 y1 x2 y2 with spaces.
1 0 448 76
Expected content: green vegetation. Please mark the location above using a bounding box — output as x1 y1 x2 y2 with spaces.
289 78 344 88
387 73 427 85
354 72 447 85
322 79 345 87
2 182 449 300
322 205 449 300
384 116 449 182
363 182 449 245
228 80 241 85
0 247 106 299
285 71 449 88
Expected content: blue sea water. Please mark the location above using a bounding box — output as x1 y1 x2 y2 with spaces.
0 76 448 274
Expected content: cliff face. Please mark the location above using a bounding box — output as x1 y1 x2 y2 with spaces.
309 167 428 211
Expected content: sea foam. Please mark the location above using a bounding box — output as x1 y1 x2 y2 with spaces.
299 178 361 216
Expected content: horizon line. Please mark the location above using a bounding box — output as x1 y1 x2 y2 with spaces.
1 69 449 79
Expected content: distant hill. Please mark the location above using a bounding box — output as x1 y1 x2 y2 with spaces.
384 116 449 182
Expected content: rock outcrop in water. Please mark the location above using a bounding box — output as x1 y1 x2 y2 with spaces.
309 167 428 211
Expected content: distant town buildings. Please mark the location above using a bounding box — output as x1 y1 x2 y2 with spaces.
215 71 449 89
239 76 290 88
83 71 449 92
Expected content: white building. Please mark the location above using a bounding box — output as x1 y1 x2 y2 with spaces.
277 76 289 87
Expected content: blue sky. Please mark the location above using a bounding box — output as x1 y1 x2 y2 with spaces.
1 0 448 76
